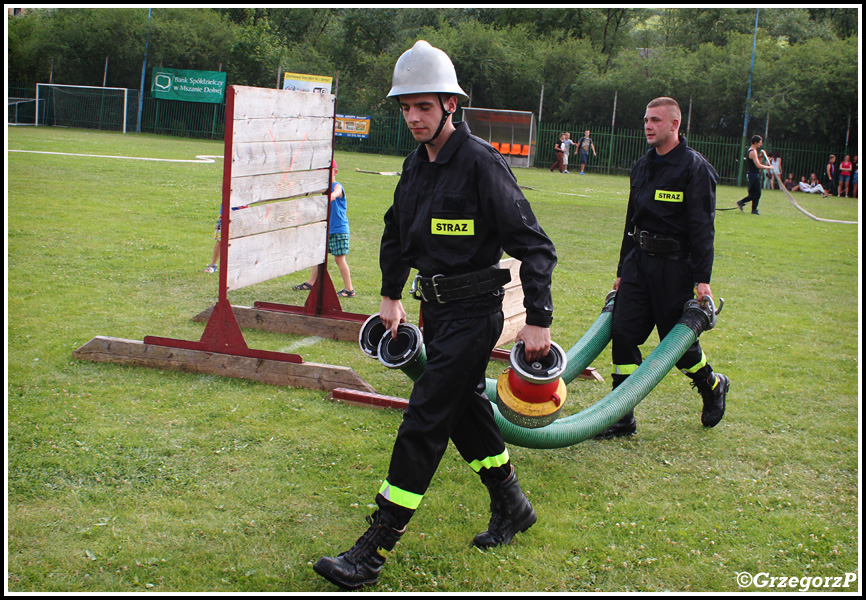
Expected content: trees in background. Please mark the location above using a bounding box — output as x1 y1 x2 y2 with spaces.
7 7 859 146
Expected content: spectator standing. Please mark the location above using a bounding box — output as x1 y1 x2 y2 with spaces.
838 155 853 198
561 132 575 174
576 129 597 175
769 151 782 189
824 154 836 196
549 132 566 173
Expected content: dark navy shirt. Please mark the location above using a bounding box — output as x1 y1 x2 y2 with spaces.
380 122 557 326
617 135 718 284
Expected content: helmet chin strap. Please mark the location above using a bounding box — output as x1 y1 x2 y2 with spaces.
394 93 454 146
421 94 452 145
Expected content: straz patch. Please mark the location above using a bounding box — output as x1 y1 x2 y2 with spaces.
654 190 684 202
431 218 475 235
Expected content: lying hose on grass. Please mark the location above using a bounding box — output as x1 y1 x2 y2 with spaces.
759 150 858 225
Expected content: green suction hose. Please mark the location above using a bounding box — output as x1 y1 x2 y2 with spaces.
362 294 721 449
491 298 721 449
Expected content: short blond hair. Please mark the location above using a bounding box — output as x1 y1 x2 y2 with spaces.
647 97 681 123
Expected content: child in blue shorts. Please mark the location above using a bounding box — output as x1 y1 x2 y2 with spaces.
293 160 355 297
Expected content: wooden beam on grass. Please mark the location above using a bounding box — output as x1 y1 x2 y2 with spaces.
192 304 364 342
73 336 375 393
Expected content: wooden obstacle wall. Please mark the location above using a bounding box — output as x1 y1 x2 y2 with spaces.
224 86 332 291
74 85 375 393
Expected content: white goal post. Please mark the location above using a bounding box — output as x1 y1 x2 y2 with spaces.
36 83 131 133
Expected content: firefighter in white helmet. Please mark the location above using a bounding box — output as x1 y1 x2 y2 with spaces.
314 40 558 590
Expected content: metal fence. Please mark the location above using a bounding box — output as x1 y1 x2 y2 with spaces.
10 84 848 187
340 113 849 187
536 121 848 187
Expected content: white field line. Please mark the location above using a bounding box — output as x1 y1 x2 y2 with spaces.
9 149 223 163
279 336 323 353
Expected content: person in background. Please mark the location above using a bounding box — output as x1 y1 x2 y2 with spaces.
576 129 597 175
293 160 355 297
204 203 248 273
549 132 566 173
838 155 852 198
769 151 782 189
823 154 836 196
799 173 830 198
737 135 774 215
561 131 575 174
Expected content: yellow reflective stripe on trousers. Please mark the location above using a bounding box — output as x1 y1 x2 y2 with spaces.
378 480 423 510
468 449 510 473
680 351 707 374
615 364 638 375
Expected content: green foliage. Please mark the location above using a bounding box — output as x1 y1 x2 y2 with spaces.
6 127 859 593
7 7 858 145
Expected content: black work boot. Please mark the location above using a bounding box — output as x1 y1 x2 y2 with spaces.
473 465 537 549
313 510 406 590
691 368 730 427
594 374 637 439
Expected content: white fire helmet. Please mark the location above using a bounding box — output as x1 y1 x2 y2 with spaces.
387 40 469 101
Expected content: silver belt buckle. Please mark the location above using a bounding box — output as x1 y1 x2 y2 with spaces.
410 274 446 303
429 274 446 304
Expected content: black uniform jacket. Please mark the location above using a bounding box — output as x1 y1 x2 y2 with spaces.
380 122 557 327
617 135 718 284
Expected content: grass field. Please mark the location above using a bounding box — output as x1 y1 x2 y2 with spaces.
6 126 860 593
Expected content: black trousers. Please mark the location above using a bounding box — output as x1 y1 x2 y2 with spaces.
740 173 762 212
611 248 705 374
381 303 507 510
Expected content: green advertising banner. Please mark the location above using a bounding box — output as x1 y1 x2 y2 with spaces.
151 68 226 103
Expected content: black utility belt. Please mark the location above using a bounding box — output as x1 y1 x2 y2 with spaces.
410 267 512 304
630 227 687 255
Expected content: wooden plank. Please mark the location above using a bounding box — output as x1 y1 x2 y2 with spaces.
501 288 526 316
231 139 332 178
232 115 333 144
229 196 327 239
192 305 365 342
496 257 526 346
579 367 604 382
73 336 376 393
226 222 327 291
497 312 526 347
230 169 330 207
232 86 335 120
329 387 409 411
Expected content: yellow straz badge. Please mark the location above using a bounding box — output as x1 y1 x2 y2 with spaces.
654 190 684 202
431 219 475 235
